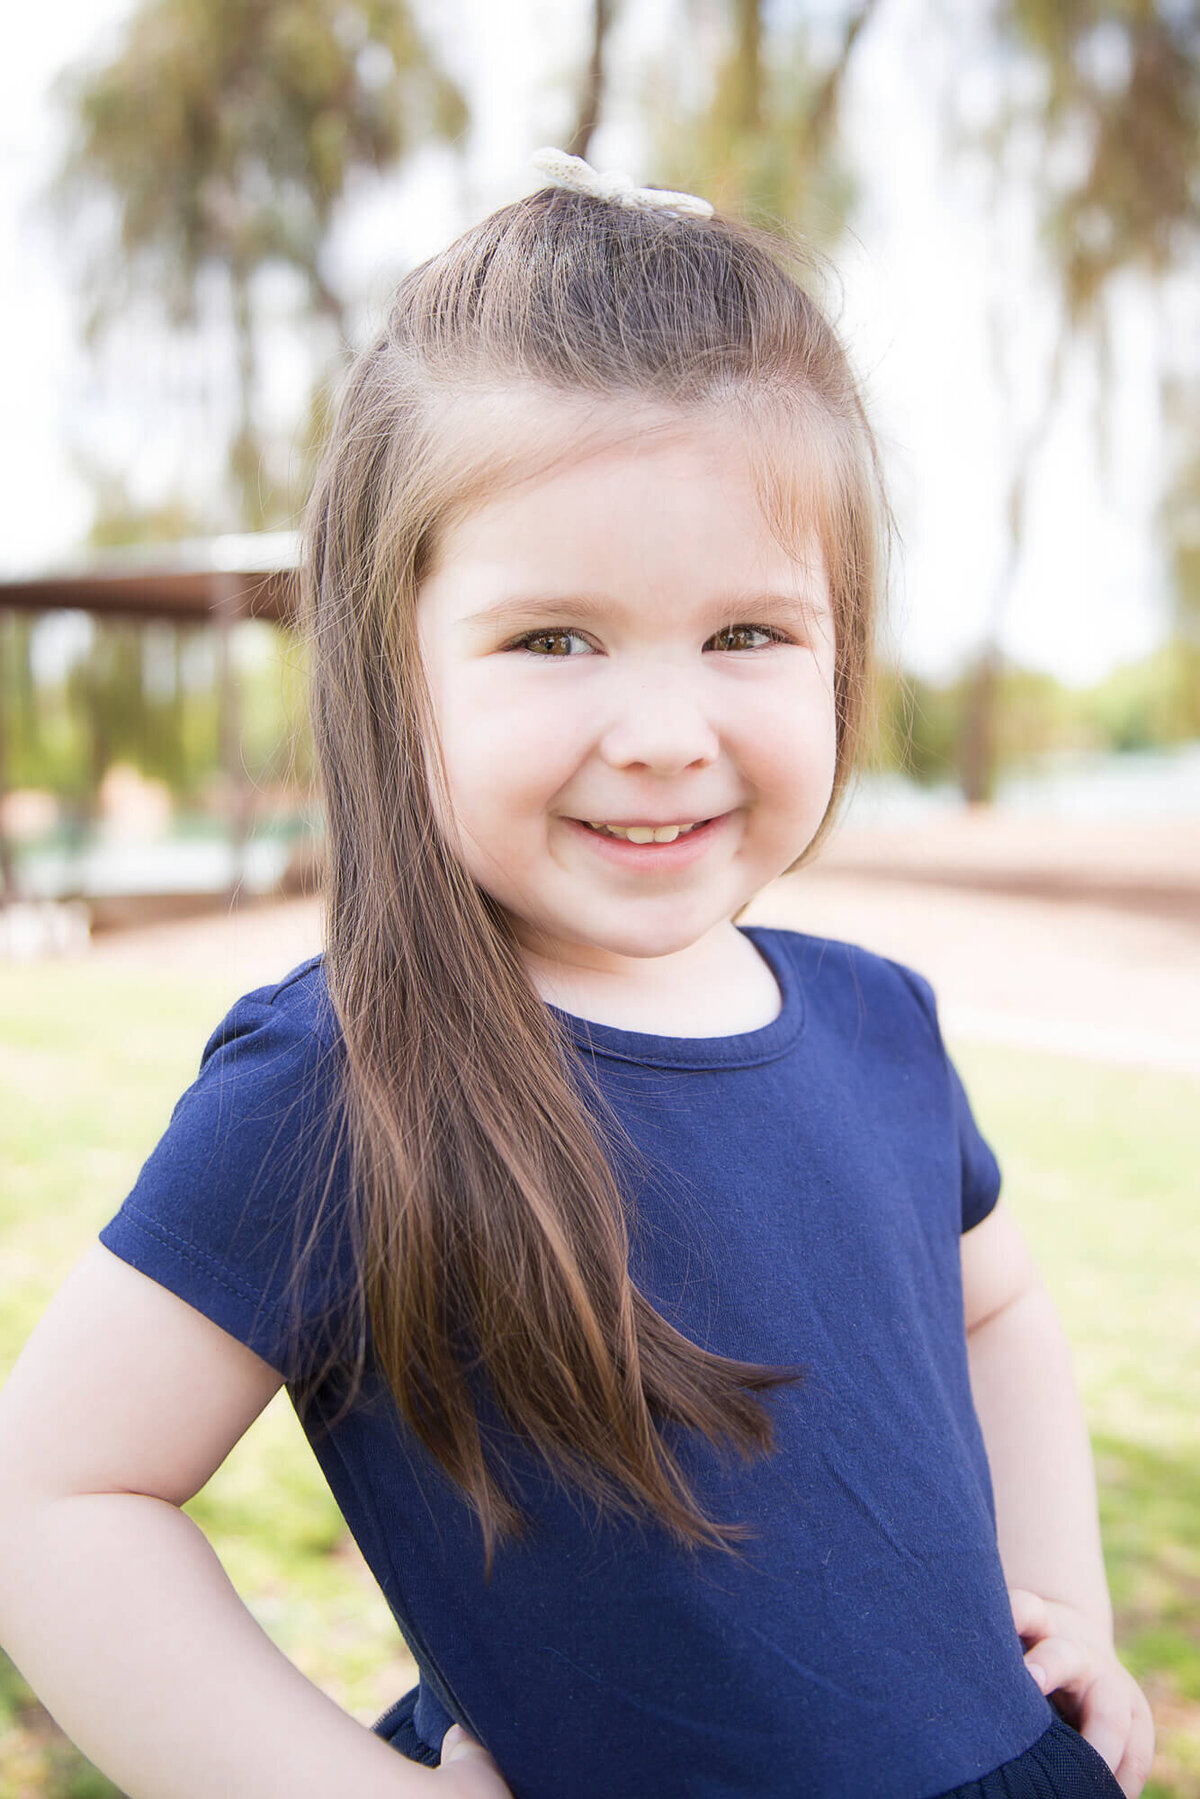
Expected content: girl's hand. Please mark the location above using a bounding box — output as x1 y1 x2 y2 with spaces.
436 1723 514 1796
1009 1588 1155 1798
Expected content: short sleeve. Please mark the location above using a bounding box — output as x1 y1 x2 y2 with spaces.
98 962 360 1385
891 963 1002 1234
942 1053 1002 1232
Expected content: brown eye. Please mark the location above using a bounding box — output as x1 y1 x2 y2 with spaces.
708 624 785 651
514 630 590 656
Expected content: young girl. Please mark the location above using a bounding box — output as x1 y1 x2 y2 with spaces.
0 151 1153 1799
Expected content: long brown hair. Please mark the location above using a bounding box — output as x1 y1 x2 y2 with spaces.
298 185 889 1573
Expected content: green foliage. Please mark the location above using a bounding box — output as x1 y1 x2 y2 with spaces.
950 1039 1200 1794
1 615 313 810
951 4 1200 796
0 961 415 1795
868 665 964 785
866 647 1200 787
0 1641 125 1799
993 2 1200 326
84 484 212 553
1159 394 1200 641
235 621 315 791
54 0 466 327
1081 637 1200 752
51 0 467 528
995 0 1200 665
647 0 874 244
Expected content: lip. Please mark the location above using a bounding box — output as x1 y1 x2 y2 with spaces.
564 812 729 867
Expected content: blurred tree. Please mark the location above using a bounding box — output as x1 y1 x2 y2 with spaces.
53 0 467 528
998 1 1199 322
1083 633 1200 747
1159 375 1200 646
868 665 964 787
76 477 217 816
0 616 27 898
4 616 40 783
647 0 880 241
956 0 1200 799
568 0 615 161
82 468 212 553
870 658 1099 789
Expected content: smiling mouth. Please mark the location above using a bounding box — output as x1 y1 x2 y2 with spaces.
576 818 717 844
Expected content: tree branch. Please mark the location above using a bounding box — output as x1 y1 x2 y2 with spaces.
807 0 882 145
567 0 615 160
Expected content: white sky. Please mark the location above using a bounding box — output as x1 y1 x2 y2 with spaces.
0 0 1183 686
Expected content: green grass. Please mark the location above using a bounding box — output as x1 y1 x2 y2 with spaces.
0 966 1196 1796
952 1041 1200 1799
0 964 416 1798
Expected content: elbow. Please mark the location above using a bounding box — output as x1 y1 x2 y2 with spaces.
965 1282 1063 1354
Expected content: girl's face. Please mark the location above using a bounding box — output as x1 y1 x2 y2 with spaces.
416 412 838 985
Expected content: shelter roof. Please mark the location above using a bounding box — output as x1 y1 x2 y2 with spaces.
0 532 300 623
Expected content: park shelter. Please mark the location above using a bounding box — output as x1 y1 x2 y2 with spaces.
0 533 301 911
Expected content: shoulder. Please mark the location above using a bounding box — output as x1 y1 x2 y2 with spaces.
113 954 347 1246
200 954 339 1068
98 955 354 1382
180 955 342 1124
746 923 942 1049
156 955 346 1189
748 926 1001 1229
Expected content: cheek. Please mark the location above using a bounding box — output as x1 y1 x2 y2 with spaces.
749 677 838 787
437 678 583 825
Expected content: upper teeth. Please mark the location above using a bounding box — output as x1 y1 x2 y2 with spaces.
588 821 703 843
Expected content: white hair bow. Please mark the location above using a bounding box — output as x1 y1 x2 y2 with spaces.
531 147 714 220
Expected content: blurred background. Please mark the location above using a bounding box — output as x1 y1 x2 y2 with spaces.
1 2 1197 1795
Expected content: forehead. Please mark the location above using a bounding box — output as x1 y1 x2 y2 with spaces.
420 386 838 593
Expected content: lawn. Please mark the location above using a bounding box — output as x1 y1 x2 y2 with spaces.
0 961 1196 1797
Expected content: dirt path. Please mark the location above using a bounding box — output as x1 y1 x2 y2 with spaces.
750 871 1198 1075
766 814 1199 1076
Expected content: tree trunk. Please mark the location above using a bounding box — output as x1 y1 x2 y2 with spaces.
215 575 251 904
0 612 18 902
729 0 763 134
568 0 614 160
310 269 350 349
808 0 881 147
956 320 1070 803
230 263 264 529
957 645 1002 807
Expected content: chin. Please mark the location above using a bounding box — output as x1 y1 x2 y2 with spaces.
573 911 726 961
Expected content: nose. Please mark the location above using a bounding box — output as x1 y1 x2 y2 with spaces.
596 666 721 776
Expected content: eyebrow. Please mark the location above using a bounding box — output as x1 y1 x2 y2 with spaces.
461 590 830 633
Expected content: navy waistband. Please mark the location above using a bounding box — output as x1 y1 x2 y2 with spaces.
933 1712 1124 1799
375 1689 1124 1797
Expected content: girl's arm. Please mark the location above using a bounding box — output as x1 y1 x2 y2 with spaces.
961 1203 1154 1797
0 1245 508 1799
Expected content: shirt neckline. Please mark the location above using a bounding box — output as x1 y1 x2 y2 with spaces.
547 925 804 1070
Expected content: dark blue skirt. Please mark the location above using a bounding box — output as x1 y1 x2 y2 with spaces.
372 1689 1124 1796
373 1686 441 1768
932 1713 1125 1798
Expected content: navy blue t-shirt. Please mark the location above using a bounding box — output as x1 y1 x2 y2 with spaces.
99 925 1053 1798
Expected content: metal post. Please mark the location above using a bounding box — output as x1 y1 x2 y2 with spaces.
0 609 18 903
214 573 251 904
